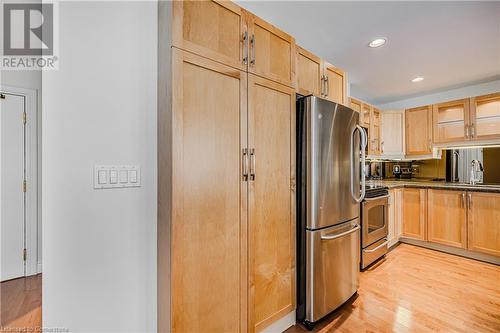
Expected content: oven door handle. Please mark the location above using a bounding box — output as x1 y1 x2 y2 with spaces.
321 225 360 241
363 194 390 201
363 240 389 253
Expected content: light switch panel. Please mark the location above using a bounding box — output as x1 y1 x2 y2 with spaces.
94 165 141 189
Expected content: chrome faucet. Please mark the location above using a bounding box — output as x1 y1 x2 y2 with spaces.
470 159 484 185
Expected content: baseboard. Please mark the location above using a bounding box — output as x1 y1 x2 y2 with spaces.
260 310 295 333
37 262 42 274
400 238 500 265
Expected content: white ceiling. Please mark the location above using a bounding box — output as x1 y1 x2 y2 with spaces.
236 1 500 105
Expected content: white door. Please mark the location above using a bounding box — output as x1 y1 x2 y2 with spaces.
1 92 26 281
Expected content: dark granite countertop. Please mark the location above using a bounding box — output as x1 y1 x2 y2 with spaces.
366 179 500 194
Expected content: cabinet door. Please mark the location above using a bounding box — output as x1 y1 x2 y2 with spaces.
468 192 500 257
381 111 404 157
388 190 396 246
433 99 470 143
171 49 248 333
172 0 247 71
296 46 321 96
369 108 381 155
361 104 371 128
349 97 362 114
427 190 467 249
402 189 427 240
248 74 295 332
406 106 432 156
248 14 295 88
323 61 347 105
470 92 500 141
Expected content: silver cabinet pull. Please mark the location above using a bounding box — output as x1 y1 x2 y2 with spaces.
320 76 324 96
471 124 475 138
468 193 472 209
466 126 470 138
381 141 384 153
461 192 466 208
363 240 388 253
242 148 249 181
242 31 248 65
325 75 329 97
249 148 256 181
321 225 360 241
250 34 255 66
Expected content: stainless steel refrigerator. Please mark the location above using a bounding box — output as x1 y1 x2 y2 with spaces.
296 96 367 329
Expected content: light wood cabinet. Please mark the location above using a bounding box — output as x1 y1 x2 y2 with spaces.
349 97 362 114
427 190 467 249
322 61 347 105
172 0 247 71
247 13 295 88
405 106 433 156
296 46 322 96
402 188 427 240
171 49 248 333
361 103 371 128
467 192 500 257
248 75 295 332
432 98 470 144
470 92 500 141
380 110 404 158
388 189 403 247
369 107 381 155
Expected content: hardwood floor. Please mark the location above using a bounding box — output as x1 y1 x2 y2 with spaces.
287 244 500 333
1 274 41 332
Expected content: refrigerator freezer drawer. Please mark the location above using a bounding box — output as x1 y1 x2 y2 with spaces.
306 220 360 323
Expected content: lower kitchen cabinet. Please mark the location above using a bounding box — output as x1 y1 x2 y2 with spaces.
467 192 500 257
427 190 467 249
248 74 296 332
402 188 427 240
388 189 402 247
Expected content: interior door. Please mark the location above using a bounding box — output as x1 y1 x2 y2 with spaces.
1 93 26 282
171 49 247 333
248 74 295 332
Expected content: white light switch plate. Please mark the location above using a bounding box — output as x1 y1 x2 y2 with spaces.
94 165 141 189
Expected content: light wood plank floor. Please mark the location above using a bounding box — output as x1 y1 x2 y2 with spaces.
0 274 41 332
287 244 500 333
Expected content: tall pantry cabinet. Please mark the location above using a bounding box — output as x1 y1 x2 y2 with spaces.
159 1 296 332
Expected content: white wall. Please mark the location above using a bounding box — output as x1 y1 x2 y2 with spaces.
1 69 43 271
42 2 157 332
376 79 500 109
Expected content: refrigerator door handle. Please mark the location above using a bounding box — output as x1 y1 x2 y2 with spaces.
351 125 367 203
320 224 360 241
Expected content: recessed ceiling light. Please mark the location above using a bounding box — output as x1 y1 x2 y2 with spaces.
411 77 424 83
368 38 387 48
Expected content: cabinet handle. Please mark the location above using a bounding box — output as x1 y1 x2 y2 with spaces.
321 75 326 96
242 31 248 65
325 76 329 97
250 34 256 66
381 141 384 153
242 148 249 181
466 126 470 138
320 76 324 96
468 193 472 210
471 125 475 138
461 193 466 208
249 148 256 181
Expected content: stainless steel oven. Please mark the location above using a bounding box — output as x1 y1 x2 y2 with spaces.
361 186 389 269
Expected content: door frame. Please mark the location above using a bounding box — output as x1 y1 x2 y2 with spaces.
1 84 39 276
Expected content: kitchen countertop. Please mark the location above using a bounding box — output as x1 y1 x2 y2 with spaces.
366 179 500 193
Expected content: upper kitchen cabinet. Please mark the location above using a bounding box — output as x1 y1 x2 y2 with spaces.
172 0 247 71
432 98 470 144
296 46 322 96
406 105 433 156
470 92 500 141
380 110 405 158
361 103 371 128
369 108 381 155
322 62 347 105
247 13 296 88
349 97 362 113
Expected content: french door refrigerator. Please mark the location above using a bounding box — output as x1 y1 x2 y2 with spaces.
296 96 367 329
